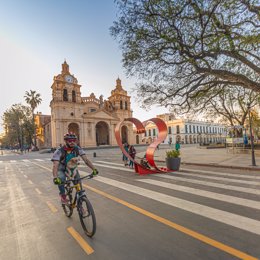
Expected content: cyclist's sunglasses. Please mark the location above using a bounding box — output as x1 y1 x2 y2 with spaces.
66 138 77 142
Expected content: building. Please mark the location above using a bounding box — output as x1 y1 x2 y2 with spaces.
134 113 227 145
36 61 134 148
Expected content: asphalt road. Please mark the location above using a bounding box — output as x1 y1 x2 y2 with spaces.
0 148 260 260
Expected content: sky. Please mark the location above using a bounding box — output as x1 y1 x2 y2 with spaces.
0 0 169 133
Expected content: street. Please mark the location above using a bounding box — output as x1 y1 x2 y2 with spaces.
0 148 260 260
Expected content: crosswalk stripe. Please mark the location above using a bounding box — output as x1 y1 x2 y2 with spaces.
22 159 30 162
93 162 133 172
34 159 44 162
95 176 260 235
94 161 260 194
138 179 260 210
0 161 3 163
10 160 17 163
181 168 260 180
155 174 260 195
179 172 260 185
96 160 260 185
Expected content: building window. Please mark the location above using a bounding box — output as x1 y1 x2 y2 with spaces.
120 100 123 109
189 125 192 133
153 129 156 136
89 108 96 112
144 131 147 137
63 89 68 101
193 125 195 133
125 101 128 110
176 125 180 134
168 126 172 134
185 125 188 133
72 90 76 102
148 129 151 136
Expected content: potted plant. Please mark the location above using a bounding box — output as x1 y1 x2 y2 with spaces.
166 150 181 171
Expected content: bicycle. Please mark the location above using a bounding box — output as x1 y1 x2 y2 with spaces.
62 174 96 237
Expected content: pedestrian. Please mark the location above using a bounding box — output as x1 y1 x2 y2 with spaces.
122 142 129 166
175 141 180 151
128 145 136 168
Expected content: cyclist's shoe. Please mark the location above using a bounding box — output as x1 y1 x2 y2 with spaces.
92 169 99 176
60 194 69 204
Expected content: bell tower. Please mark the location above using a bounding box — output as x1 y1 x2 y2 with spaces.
50 61 81 104
108 78 132 121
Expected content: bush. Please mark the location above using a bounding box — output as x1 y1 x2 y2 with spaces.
166 150 180 158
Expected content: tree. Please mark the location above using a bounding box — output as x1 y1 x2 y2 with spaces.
2 104 33 148
111 0 260 110
175 85 260 125
24 90 42 148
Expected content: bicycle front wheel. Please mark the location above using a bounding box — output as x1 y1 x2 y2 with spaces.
78 196 96 237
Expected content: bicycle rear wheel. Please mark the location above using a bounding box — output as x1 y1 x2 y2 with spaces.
78 196 96 237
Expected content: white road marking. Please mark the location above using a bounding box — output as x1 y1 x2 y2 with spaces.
155 174 260 195
34 159 44 162
10 160 17 163
181 167 260 180
22 160 30 162
95 160 260 185
93 162 133 172
179 172 260 185
138 179 260 210
95 176 260 235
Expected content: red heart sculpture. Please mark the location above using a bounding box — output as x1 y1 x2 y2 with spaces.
115 117 169 174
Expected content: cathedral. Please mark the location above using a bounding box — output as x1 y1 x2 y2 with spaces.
36 61 134 148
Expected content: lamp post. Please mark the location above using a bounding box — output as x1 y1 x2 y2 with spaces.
247 103 256 166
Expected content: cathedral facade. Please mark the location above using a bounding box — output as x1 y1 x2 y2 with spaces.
37 61 134 148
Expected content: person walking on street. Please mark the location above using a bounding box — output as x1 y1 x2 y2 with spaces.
122 142 129 166
128 145 136 168
175 141 180 151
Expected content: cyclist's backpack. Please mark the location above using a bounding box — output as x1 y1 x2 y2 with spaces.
59 146 80 171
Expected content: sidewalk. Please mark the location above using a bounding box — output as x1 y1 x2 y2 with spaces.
138 144 260 171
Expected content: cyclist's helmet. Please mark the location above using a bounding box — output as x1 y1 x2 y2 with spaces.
64 132 78 141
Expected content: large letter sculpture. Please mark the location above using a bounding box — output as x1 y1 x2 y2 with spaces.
115 117 170 174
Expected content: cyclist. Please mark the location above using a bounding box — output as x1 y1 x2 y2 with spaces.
52 132 98 204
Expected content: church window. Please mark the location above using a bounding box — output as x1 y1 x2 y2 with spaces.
176 125 180 134
125 101 128 110
120 100 123 109
63 89 68 101
72 90 76 102
89 108 96 113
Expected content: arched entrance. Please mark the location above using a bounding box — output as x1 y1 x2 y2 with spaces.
68 123 80 141
121 125 128 144
136 135 139 144
96 121 109 145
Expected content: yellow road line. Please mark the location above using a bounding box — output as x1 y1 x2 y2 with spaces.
35 188 42 194
46 201 58 213
33 163 257 259
28 180 33 184
67 226 94 255
84 184 258 260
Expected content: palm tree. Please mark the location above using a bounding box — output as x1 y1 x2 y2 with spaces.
24 90 42 148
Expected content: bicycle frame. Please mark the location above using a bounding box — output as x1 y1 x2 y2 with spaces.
64 174 93 208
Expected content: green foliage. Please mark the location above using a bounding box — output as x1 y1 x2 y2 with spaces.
111 0 260 112
166 150 180 158
2 104 34 147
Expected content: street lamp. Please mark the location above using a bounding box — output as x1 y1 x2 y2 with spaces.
247 103 256 166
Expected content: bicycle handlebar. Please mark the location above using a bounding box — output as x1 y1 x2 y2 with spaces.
63 173 95 184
